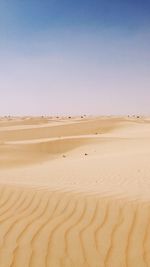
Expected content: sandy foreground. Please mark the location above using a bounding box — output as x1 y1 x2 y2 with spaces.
0 116 150 267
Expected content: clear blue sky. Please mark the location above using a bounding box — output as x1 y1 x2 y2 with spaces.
0 0 150 115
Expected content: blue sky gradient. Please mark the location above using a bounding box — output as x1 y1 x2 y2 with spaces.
0 0 150 115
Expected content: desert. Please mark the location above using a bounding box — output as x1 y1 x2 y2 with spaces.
0 116 150 267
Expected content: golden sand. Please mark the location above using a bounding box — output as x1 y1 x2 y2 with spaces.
0 116 150 267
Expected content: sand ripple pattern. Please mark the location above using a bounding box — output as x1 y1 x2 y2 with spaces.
0 185 149 267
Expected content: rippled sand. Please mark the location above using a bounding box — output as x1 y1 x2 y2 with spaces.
0 116 150 267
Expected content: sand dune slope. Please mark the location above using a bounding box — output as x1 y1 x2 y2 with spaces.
0 185 150 267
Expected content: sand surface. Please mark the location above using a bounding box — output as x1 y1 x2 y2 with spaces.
0 116 150 267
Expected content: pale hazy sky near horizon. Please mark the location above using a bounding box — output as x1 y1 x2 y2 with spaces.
0 0 150 115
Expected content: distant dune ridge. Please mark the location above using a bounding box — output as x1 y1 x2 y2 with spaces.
0 116 150 267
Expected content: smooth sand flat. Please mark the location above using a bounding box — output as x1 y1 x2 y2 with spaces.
0 116 150 267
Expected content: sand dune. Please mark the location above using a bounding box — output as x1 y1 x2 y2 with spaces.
0 116 150 266
0 136 100 168
0 186 150 267
0 117 121 142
